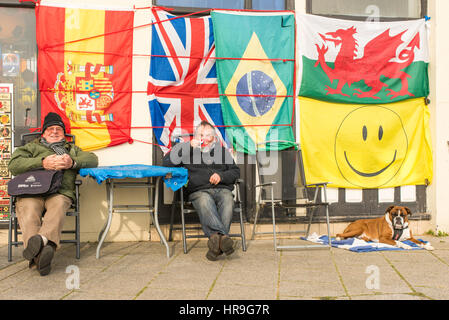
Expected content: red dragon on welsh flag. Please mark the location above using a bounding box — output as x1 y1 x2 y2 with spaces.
297 14 429 104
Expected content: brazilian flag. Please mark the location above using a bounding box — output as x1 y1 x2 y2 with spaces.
211 11 296 154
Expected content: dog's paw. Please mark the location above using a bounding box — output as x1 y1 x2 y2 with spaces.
420 243 435 251
335 236 342 241
396 241 413 250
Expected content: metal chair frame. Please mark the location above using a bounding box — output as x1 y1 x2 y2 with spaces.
251 140 332 251
168 180 247 254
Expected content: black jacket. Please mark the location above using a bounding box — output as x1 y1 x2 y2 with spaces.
163 142 240 195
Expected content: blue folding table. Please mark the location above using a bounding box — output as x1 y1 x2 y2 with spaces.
79 164 188 259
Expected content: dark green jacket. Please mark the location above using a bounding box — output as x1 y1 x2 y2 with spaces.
8 138 98 202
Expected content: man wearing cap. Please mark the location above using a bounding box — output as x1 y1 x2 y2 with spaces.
8 112 98 276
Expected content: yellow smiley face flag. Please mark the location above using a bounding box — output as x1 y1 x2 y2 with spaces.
299 97 432 189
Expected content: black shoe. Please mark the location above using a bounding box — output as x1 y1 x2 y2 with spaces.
206 250 221 261
28 260 36 269
23 235 44 261
35 244 55 276
206 233 222 261
220 235 235 256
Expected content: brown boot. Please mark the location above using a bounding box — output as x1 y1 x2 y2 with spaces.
206 233 222 261
220 235 235 256
35 241 56 276
23 234 44 261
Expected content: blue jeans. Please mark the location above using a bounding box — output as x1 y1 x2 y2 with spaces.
188 188 234 238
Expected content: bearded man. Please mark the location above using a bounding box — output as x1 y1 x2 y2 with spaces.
163 121 240 261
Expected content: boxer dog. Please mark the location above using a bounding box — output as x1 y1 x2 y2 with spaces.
336 205 434 250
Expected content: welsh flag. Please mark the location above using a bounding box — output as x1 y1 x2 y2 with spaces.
297 14 429 104
211 11 296 154
36 1 134 151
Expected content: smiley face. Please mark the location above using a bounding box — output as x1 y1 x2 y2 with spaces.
334 106 408 188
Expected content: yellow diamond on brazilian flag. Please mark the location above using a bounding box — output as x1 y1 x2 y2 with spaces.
211 11 296 154
225 32 287 145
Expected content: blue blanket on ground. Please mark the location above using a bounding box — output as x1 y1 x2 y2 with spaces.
79 164 188 191
301 233 427 252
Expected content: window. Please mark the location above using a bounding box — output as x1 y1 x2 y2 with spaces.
153 0 294 13
0 1 38 147
307 0 427 20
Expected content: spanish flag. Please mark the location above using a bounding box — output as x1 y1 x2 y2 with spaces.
36 2 134 151
299 97 433 189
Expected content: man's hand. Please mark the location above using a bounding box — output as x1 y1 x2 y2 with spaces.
42 154 73 170
209 173 221 185
190 138 201 148
59 154 74 169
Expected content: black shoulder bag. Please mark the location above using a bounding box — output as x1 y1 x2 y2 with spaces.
8 169 64 197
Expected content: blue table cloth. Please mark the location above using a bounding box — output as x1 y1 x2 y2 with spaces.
79 164 188 191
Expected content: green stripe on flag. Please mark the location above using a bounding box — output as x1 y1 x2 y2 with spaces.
299 57 429 104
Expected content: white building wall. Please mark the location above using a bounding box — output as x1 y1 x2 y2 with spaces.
52 0 448 243
428 0 449 233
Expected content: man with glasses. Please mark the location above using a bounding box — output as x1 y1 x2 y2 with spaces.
163 121 240 261
8 112 98 276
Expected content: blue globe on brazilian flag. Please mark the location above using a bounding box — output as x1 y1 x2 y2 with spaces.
211 11 296 154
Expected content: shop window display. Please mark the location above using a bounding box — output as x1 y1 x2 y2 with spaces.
0 7 38 147
0 5 38 222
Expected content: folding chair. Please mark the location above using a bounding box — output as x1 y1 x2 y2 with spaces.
251 140 332 251
167 134 247 254
7 132 82 261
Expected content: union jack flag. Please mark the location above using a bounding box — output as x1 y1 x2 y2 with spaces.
148 9 226 154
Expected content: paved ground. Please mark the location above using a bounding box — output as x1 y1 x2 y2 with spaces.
0 229 448 302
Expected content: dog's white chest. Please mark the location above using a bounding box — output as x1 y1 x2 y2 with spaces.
397 228 411 241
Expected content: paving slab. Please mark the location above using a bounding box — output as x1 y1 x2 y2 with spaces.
0 230 448 302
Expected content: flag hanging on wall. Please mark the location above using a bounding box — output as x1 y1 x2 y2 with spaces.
36 1 134 151
297 14 429 104
148 9 226 154
211 10 296 154
299 97 433 189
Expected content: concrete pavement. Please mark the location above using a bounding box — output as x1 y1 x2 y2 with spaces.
0 229 448 301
